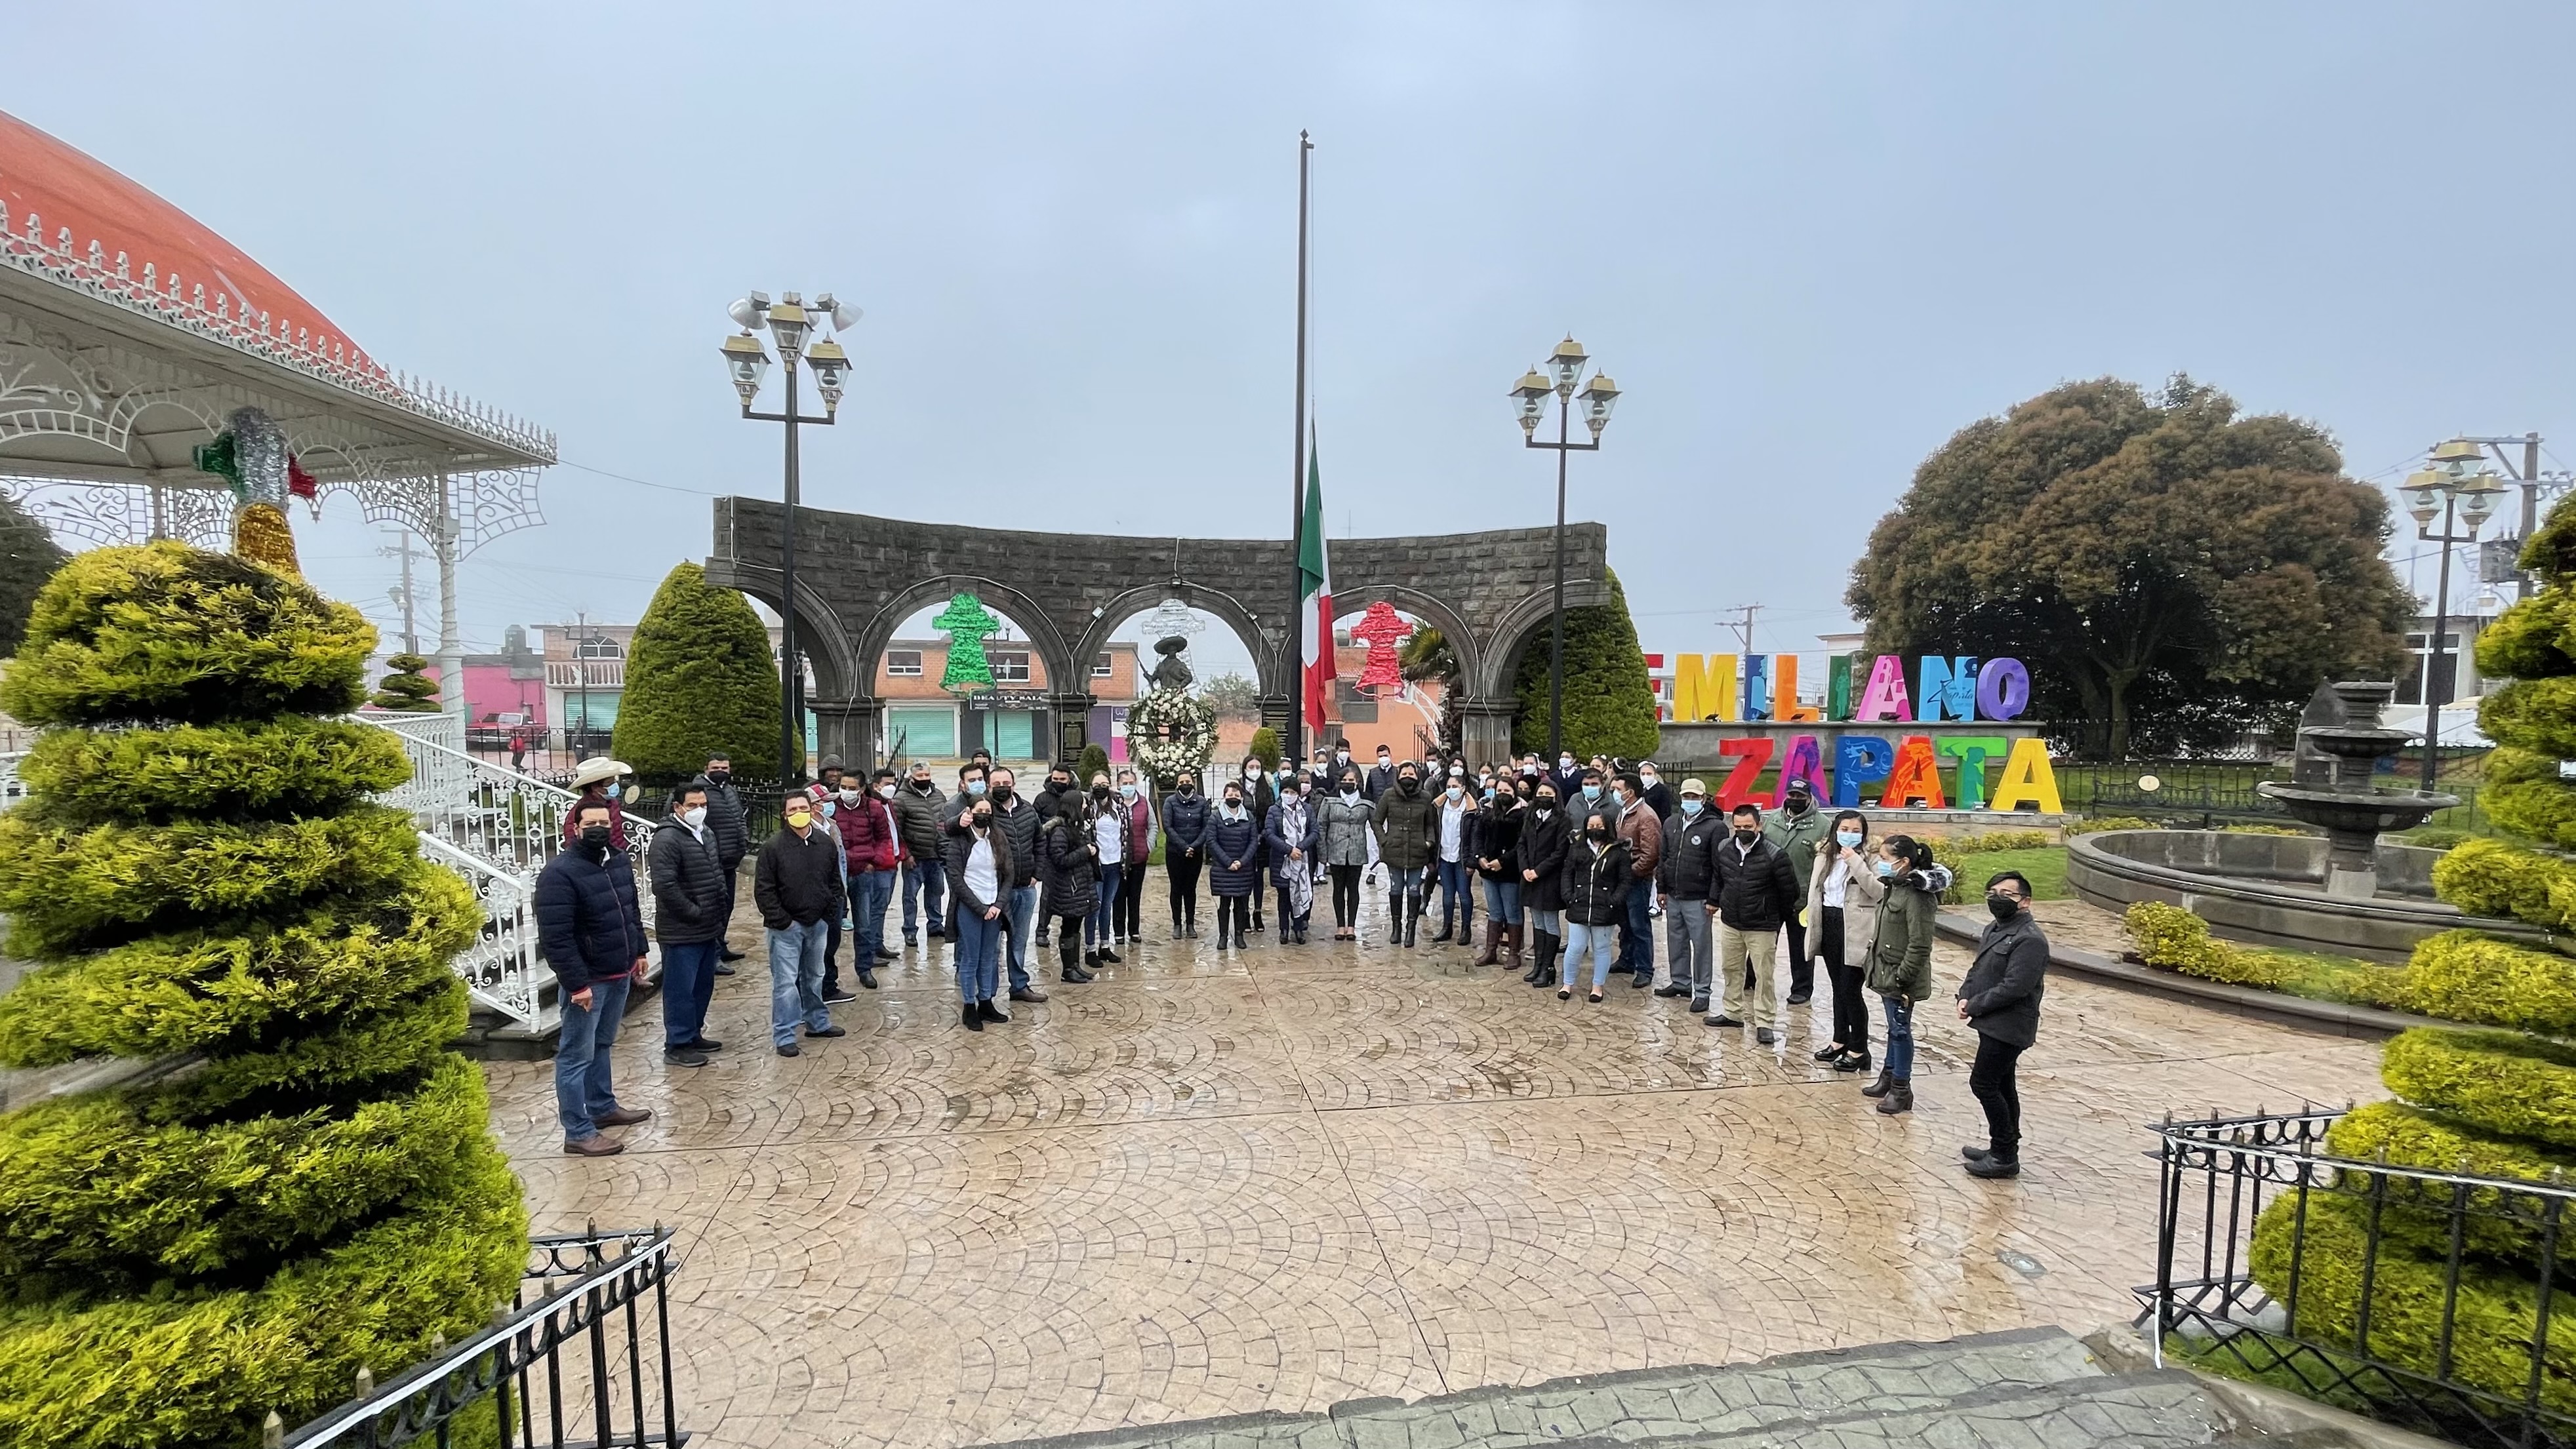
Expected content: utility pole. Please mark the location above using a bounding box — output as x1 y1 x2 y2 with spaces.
1721 603 1764 655
2448 431 2576 599
377 528 422 656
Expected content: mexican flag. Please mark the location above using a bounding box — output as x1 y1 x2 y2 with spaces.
1299 437 1333 737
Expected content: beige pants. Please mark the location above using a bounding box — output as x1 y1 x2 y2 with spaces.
1716 922 1779 1028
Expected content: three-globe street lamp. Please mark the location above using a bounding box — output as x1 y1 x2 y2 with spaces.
1512 336 1620 761
2402 437 2508 791
721 290 859 785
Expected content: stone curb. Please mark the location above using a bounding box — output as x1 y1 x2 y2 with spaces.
1933 912 2447 1042
2081 1323 2457 1449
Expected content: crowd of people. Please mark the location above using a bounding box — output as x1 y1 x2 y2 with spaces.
532 742 2051 1181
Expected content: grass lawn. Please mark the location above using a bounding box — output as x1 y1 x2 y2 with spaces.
1945 845 2070 901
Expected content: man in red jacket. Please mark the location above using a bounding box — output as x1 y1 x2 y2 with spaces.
839 766 902 987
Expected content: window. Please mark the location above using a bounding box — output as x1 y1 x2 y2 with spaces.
2396 633 2464 705
991 650 1031 683
1094 652 1114 678
574 635 622 660
885 649 923 677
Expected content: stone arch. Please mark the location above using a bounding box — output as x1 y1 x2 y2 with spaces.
715 562 863 702
1329 583 1483 702
1068 580 1285 700
853 573 1077 698
1479 585 1577 703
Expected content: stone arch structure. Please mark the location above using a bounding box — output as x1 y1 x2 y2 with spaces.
705 498 1609 765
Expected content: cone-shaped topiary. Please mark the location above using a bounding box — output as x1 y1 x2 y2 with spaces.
611 563 782 784
0 542 524 1449
367 652 442 712
2246 492 2576 1419
1511 567 1660 760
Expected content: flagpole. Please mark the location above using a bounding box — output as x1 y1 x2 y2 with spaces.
1287 129 1312 770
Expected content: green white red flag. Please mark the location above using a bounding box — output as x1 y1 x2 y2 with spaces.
1299 435 1332 737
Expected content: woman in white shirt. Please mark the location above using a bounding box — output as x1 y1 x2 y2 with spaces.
1805 810 1883 1072
944 798 1015 1030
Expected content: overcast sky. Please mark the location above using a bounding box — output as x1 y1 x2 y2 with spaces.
12 3 2574 673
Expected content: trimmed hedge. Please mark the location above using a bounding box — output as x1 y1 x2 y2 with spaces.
0 1145 527 1449
0 542 371 728
2474 590 2576 680
2123 902 2411 1008
2479 675 2576 760
0 1056 488 1286
0 859 476 1069
0 804 420 955
2249 1193 2575 1417
2324 1101 2568 1260
136 980 469 1124
2427 836 2576 929
17 717 411 823
2381 1027 2576 1151
2403 930 2576 1036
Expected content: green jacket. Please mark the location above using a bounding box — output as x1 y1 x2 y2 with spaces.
1763 805 1831 896
1864 865 1948 1001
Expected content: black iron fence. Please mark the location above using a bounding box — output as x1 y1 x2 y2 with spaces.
277 1224 685 1448
2139 1108 2571 1449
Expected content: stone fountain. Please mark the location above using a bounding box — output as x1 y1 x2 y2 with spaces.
2255 681 2459 900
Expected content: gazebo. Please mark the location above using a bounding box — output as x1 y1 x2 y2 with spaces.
0 106 553 721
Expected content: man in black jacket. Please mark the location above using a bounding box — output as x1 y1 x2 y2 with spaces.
975 766 1049 1004
892 761 950 946
755 794 847 1057
1708 801 1802 1044
536 799 651 1155
1959 871 2049 1179
1031 764 1077 946
702 753 750 966
649 782 729 1067
1655 779 1727 1013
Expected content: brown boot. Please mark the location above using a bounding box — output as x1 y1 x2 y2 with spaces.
1502 922 1523 972
1472 920 1502 967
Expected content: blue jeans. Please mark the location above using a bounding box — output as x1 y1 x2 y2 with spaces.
1482 877 1521 926
956 907 1003 1002
1003 884 1038 989
1437 858 1474 935
1622 881 1656 974
1527 907 1561 936
659 940 718 1048
1881 993 1916 1078
555 972 630 1141
767 919 830 1046
852 869 894 961
1560 922 1616 990
1089 863 1123 945
902 858 946 938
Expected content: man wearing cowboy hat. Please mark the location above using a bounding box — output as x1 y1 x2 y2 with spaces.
561 756 634 850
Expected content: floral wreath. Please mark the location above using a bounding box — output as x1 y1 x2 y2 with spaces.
1127 686 1218 782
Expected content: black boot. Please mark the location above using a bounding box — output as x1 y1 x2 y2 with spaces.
1403 896 1421 947
1861 1067 1894 1098
1523 932 1553 985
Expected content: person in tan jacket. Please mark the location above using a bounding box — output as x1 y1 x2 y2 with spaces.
1805 810 1884 1073
1612 772 1662 989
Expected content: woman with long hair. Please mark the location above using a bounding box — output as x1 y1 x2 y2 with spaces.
1806 809 1883 1072
1862 833 1948 1115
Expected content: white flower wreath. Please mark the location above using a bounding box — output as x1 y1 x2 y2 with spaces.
1127 686 1218 782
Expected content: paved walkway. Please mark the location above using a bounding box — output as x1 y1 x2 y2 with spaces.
485 879 2386 1449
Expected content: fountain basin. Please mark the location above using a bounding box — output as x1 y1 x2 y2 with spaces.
2065 829 2551 963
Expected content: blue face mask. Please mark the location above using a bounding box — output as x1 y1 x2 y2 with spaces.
1874 858 1895 878
1120 783 1138 800
967 780 987 796
1837 830 1864 848
1580 784 1601 801
1679 798 1703 817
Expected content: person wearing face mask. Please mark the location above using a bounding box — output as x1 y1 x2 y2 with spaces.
1084 774 1129 964
1206 783 1263 949
839 768 902 980
1235 755 1276 932
1763 777 1832 1004
1552 751 1583 801
1636 761 1674 822
1556 815 1633 1002
970 767 1048 1004
1316 768 1377 941
1708 802 1803 1044
755 794 849 1056
1571 766 1617 839
892 761 951 948
1862 835 1949 1115
700 754 750 967
1371 762 1438 947
1956 870 2048 1178
1610 772 1662 989
942 795 1015 1030
1037 784 1101 985
1161 768 1211 938
1032 766 1078 947
948 761 990 832
807 779 855 1004
1804 811 1883 1072
1364 745 1396 802
1112 770 1157 946
1653 779 1725 1012
1518 782 1571 985
1430 768 1479 947
536 801 652 1153
1266 774 1321 944
560 756 632 851
1472 772 1525 970
650 783 730 1067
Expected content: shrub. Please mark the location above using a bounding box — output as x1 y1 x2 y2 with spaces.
611 563 782 783
2429 835 2576 928
1077 742 1112 787
2217 822 2310 837
2123 901 2411 1005
1244 728 1278 774
2379 1028 2576 1151
2473 589 2575 679
0 544 523 1448
2478 675 2576 760
2402 930 2576 1036
2126 902 2230 974
1929 829 2053 858
2324 1102 2569 1260
2396 827 2470 850
2070 816 2162 834
0 489 67 658
1512 568 1661 760
367 652 441 713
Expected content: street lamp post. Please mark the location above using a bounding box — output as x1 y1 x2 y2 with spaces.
2402 440 2508 791
1511 336 1619 762
722 290 859 785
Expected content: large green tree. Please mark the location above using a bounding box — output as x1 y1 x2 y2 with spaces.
1512 568 1660 760
0 492 68 658
613 563 784 784
1846 376 2409 757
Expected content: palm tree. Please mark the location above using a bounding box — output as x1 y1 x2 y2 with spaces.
1399 627 1460 752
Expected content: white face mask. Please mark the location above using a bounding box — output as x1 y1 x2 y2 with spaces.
680 805 708 829
838 788 861 804
1244 766 1260 780
877 784 896 799
1641 772 1658 787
